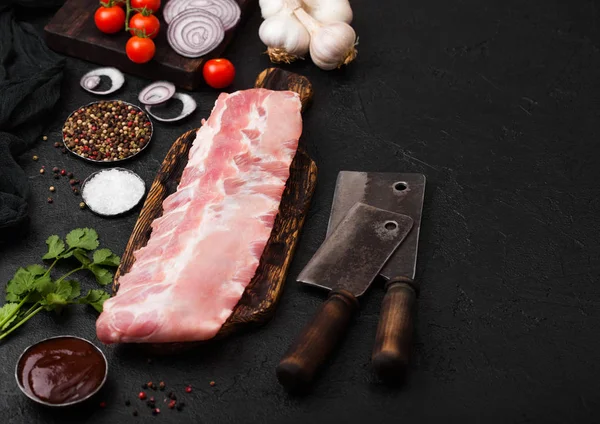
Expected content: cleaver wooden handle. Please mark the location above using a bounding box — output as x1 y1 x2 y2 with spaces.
276 289 359 392
371 276 417 381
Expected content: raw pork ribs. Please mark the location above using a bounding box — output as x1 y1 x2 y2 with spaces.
97 88 302 343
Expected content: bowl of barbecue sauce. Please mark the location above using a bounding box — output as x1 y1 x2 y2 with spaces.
15 336 107 407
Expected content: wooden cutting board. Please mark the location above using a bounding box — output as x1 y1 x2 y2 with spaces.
112 68 317 348
44 0 256 90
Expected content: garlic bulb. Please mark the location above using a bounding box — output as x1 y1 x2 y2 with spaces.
303 0 353 24
259 10 310 63
292 3 357 70
259 0 285 19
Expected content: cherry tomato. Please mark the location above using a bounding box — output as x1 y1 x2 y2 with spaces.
94 5 126 34
202 59 236 89
126 36 156 64
129 13 160 39
131 0 161 13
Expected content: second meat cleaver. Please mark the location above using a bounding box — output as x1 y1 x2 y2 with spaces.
328 172 426 381
276 203 413 391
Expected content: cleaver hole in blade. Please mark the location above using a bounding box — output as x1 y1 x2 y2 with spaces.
384 221 398 230
375 217 409 241
393 181 408 191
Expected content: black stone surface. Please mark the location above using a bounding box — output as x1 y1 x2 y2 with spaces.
2 1 600 423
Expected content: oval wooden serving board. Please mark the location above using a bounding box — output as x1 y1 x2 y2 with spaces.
112 68 317 348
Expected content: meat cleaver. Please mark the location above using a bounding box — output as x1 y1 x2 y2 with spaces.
276 202 414 391
327 172 426 381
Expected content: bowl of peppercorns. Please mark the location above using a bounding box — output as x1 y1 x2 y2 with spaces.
62 100 153 163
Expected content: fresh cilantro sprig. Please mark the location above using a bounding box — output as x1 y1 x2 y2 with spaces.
41 228 119 285
0 228 118 341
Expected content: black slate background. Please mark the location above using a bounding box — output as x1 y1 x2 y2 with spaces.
1 0 600 422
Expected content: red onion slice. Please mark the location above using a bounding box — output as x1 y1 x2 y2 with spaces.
167 10 225 58
204 0 241 30
164 0 241 30
145 93 197 122
138 81 176 105
82 75 101 90
80 67 125 95
164 0 209 24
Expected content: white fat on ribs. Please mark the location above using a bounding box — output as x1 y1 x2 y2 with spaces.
96 88 302 343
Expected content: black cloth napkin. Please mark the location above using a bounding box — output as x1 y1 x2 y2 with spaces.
0 0 65 242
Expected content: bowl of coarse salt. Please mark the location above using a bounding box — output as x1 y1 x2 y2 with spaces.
81 168 146 217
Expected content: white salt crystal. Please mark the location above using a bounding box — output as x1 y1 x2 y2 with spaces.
82 168 145 216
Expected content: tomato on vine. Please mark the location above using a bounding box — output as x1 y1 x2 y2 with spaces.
130 0 161 13
94 2 126 34
129 12 160 39
126 36 156 63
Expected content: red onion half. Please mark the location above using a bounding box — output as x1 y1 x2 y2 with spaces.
167 9 225 58
164 0 241 30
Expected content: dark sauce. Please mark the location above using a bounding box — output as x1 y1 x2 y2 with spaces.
17 337 106 405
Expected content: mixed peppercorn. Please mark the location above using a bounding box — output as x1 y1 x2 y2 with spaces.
117 379 216 417
135 382 184 416
62 101 152 162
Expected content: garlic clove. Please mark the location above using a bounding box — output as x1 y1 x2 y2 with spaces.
259 13 310 63
259 0 286 19
303 0 353 24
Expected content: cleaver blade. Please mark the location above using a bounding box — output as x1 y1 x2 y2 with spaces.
298 202 414 296
327 172 426 284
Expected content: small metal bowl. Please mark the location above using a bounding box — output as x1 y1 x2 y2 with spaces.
15 335 108 407
62 100 153 164
81 167 146 217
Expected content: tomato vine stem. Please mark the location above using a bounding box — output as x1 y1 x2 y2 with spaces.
124 0 157 38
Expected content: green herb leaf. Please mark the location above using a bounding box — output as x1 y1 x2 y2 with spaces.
92 249 121 267
55 280 72 300
54 280 81 301
42 235 65 260
66 281 81 301
23 274 53 304
79 289 110 313
0 303 19 331
26 264 47 277
33 274 54 297
4 293 19 303
89 265 113 286
73 248 92 266
6 267 36 302
66 228 99 251
43 292 68 308
92 248 112 264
